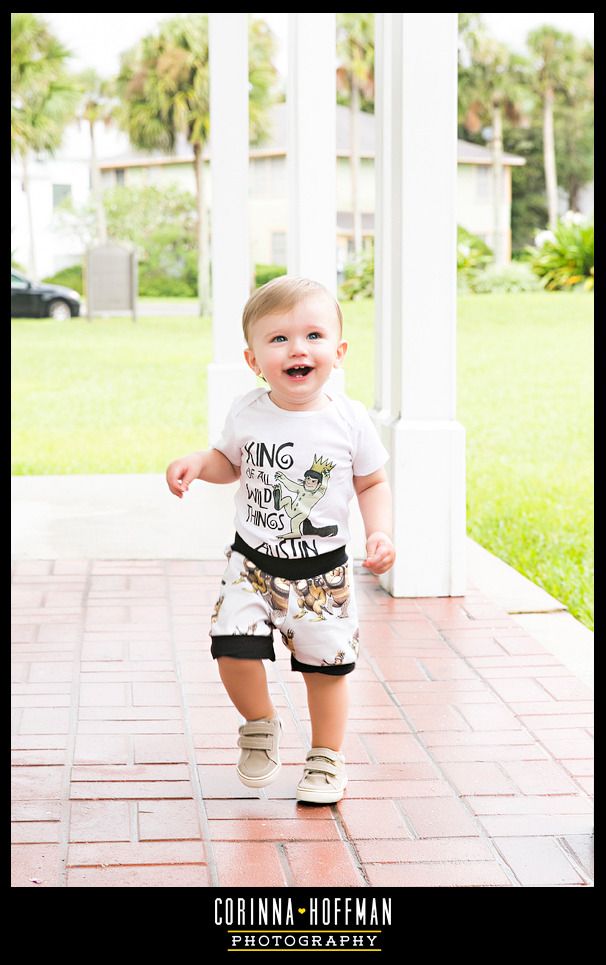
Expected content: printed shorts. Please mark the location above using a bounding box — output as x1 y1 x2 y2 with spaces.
209 546 360 675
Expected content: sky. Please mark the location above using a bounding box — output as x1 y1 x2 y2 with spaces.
42 12 594 79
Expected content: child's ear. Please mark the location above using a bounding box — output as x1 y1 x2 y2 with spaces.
244 347 261 376
334 340 348 367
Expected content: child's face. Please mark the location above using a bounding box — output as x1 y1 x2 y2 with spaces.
243 294 348 410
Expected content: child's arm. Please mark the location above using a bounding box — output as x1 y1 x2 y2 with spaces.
166 448 240 498
353 467 396 575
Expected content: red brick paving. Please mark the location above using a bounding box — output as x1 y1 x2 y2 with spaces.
11 559 593 887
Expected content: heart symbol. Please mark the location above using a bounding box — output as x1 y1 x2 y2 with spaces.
298 908 306 914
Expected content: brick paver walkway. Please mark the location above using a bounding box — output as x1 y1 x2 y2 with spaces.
11 559 594 887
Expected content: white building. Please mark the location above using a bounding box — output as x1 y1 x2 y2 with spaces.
11 121 126 278
12 102 527 280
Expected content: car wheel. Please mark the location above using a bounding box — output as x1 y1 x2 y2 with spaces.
48 299 72 320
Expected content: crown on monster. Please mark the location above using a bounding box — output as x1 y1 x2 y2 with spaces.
309 454 336 476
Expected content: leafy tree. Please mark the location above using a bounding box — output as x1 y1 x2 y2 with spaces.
75 68 119 243
506 125 549 253
54 184 199 295
458 25 530 266
526 26 580 230
336 13 375 258
553 39 594 212
11 12 80 280
115 13 279 317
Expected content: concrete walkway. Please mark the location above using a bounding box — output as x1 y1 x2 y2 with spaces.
11 475 594 887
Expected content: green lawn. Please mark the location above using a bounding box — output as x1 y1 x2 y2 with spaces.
12 292 593 629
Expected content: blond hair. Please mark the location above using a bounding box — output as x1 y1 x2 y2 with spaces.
242 275 343 345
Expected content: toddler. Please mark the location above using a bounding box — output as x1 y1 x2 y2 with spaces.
166 276 395 803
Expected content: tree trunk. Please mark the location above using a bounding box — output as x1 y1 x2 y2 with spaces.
543 85 559 229
491 99 507 266
193 142 211 318
22 151 37 281
568 179 581 212
90 119 107 244
350 80 362 257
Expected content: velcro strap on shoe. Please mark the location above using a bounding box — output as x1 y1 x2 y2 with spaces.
238 735 273 750
304 758 340 777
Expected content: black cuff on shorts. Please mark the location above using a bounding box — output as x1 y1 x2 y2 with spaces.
210 634 276 661
290 655 356 676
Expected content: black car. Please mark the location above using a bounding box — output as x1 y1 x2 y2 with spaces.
11 269 81 319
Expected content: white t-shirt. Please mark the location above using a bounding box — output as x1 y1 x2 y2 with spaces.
211 387 389 562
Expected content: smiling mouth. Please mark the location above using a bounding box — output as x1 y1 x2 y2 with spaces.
285 365 313 379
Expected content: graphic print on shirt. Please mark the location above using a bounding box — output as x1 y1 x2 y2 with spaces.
274 453 337 538
242 441 339 559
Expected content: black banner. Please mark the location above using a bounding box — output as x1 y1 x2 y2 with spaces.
200 888 403 960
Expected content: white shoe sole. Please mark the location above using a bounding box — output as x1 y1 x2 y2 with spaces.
296 778 348 804
236 761 281 788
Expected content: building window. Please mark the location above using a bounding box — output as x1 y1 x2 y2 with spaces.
271 232 287 266
115 168 125 185
52 184 71 209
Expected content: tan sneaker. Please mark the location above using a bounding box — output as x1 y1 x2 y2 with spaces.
236 716 282 788
296 747 347 804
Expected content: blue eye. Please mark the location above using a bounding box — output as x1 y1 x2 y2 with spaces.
271 335 287 342
308 332 321 339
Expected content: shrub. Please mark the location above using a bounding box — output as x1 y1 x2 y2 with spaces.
526 212 594 291
255 263 287 287
339 245 374 300
468 262 542 294
457 225 493 289
42 264 84 294
136 224 198 297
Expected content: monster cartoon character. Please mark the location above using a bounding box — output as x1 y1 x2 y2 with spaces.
264 575 291 622
321 651 347 666
280 627 296 654
292 577 330 621
210 594 224 624
320 566 350 618
234 559 268 593
273 454 338 538
239 560 291 624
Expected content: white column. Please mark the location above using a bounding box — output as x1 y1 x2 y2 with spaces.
378 13 466 597
287 13 337 292
207 13 257 441
287 13 343 392
371 12 392 422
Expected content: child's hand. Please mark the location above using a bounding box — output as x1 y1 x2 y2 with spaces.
362 531 396 575
166 453 205 498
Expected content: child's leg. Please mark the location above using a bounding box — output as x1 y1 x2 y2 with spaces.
217 656 277 721
302 672 349 751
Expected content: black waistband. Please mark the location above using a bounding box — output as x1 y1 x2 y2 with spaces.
231 532 348 579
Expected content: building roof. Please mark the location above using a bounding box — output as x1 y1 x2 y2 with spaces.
99 102 526 169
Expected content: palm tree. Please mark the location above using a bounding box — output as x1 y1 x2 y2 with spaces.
116 14 278 318
76 69 119 244
526 26 582 229
459 28 529 265
556 40 594 212
336 13 374 260
11 12 80 280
